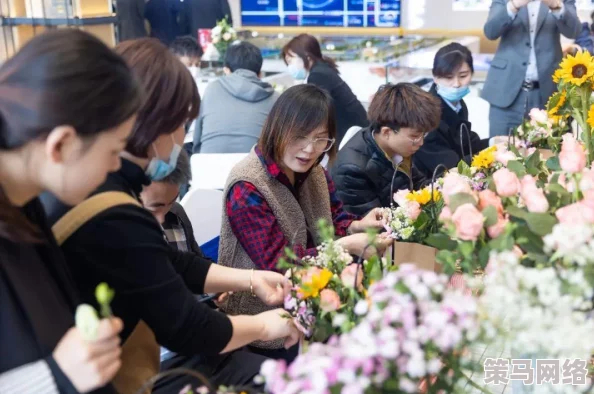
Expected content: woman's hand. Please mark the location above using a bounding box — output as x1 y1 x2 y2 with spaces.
337 232 392 259
252 270 291 307
256 309 302 349
53 318 123 393
349 208 385 233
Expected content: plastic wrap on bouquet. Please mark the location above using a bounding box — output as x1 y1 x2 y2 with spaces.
388 241 441 273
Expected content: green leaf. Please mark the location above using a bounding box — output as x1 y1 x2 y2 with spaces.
482 205 498 227
478 246 491 269
459 241 474 259
546 156 561 171
524 212 557 236
457 159 471 176
548 183 569 195
514 225 545 253
448 192 477 212
505 205 528 219
506 160 526 177
425 233 457 251
526 150 542 170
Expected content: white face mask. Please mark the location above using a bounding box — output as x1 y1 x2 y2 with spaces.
287 56 307 80
188 66 200 79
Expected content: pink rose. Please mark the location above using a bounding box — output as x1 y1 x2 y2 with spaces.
478 189 504 215
529 108 549 124
583 189 594 204
487 215 509 238
519 175 550 213
404 200 421 221
452 203 485 241
340 264 364 290
580 168 594 191
439 206 452 222
493 168 520 197
442 173 473 204
559 133 587 173
319 289 341 312
495 147 517 165
301 267 322 285
393 189 410 207
523 188 550 213
556 202 594 224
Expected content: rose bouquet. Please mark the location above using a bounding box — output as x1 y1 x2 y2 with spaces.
259 264 484 394
279 220 384 342
513 108 567 152
381 185 442 243
211 17 237 60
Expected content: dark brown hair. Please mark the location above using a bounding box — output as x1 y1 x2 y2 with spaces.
368 83 441 134
258 84 336 164
433 42 474 78
116 38 200 157
281 34 338 73
0 29 142 242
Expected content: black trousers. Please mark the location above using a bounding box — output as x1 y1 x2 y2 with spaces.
153 350 267 393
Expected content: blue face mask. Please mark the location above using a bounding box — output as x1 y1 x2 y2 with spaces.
145 137 182 181
437 84 470 102
287 63 307 80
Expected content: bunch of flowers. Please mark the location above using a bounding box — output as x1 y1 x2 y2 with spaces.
75 283 115 340
470 145 497 170
514 108 566 151
280 220 383 342
548 50 594 163
478 251 594 394
259 264 483 394
183 385 251 394
381 185 442 242
211 17 237 60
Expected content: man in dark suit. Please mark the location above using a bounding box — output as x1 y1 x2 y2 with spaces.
482 0 580 137
183 0 233 37
116 0 147 41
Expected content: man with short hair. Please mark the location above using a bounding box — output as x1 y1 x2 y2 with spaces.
192 41 279 154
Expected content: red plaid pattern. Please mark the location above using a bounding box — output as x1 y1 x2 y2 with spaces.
226 148 360 272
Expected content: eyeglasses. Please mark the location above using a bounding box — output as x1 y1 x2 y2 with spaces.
293 136 335 153
405 133 425 146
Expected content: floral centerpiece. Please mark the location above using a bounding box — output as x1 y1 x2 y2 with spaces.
513 108 567 152
259 265 484 394
211 17 237 60
279 220 384 342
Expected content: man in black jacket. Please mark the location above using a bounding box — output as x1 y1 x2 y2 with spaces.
332 83 441 217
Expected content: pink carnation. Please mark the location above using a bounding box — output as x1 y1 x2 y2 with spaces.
404 200 422 221
556 202 594 224
340 264 364 290
439 206 452 222
520 175 549 213
393 189 410 207
319 289 341 312
487 215 509 238
495 147 517 165
442 173 473 204
478 189 504 215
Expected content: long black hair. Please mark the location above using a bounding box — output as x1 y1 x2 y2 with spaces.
0 29 142 242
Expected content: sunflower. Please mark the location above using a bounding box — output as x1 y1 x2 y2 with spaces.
552 68 563 84
588 103 594 129
297 269 332 299
471 146 497 169
546 91 567 124
558 50 594 86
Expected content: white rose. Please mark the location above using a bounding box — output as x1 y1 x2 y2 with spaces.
222 32 232 41
529 108 549 124
212 36 220 44
75 304 99 340
211 25 222 35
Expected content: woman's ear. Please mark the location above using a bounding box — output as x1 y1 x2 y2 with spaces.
45 125 78 164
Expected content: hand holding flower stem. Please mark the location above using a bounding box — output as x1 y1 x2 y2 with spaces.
95 282 115 318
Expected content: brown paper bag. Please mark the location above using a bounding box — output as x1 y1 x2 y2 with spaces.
539 149 554 160
388 241 441 273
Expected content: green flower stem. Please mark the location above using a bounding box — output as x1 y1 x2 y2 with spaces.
580 86 593 163
460 370 495 394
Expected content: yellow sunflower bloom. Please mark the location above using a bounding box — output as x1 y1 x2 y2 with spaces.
471 146 497 169
558 50 594 86
552 68 563 83
297 269 333 299
588 103 594 129
547 91 567 124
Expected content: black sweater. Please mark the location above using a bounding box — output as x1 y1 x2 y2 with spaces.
331 127 429 216
307 62 369 145
41 159 233 357
413 84 489 178
0 199 111 393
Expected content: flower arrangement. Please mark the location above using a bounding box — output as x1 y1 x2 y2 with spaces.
381 185 443 242
279 220 384 342
547 50 594 163
478 251 594 394
211 17 237 60
514 108 566 151
259 265 483 394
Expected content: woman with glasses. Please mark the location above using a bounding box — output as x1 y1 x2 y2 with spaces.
219 84 390 363
332 83 441 216
413 43 490 178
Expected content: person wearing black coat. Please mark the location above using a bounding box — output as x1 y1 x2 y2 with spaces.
282 34 369 146
332 83 441 217
413 42 489 178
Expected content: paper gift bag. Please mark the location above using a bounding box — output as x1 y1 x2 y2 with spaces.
539 149 555 160
388 241 441 273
